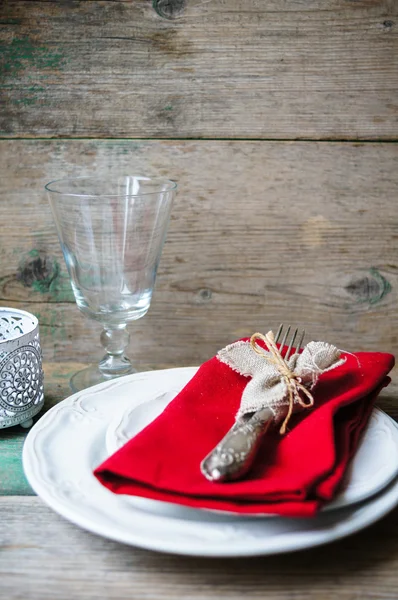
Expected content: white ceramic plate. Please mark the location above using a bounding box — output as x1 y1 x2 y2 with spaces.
23 367 398 557
105 370 398 512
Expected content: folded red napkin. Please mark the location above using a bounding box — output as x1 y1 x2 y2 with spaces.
94 341 394 517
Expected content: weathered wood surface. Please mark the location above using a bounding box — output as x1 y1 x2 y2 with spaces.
1 496 398 599
1 0 397 140
1 0 397 596
0 139 397 368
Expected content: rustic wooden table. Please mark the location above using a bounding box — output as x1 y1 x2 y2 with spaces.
1 0 398 597
1 363 398 600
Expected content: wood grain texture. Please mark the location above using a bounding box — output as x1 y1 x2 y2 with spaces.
1 496 398 599
1 139 397 369
0 0 397 140
1 0 397 594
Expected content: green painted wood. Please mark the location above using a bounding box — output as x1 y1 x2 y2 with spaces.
1 1 397 139
0 362 88 496
0 428 32 495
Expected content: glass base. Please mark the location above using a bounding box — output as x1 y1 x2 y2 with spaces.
70 364 137 393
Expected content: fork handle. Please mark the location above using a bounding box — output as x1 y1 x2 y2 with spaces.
200 407 274 482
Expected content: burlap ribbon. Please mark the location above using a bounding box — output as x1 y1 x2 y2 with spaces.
217 331 344 434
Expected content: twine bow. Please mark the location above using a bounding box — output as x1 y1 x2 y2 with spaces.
250 331 314 434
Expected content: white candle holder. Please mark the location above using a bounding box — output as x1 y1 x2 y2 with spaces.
0 308 44 429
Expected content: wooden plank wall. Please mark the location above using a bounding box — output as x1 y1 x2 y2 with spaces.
0 0 397 376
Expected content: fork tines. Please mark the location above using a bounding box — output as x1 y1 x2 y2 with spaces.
274 324 305 360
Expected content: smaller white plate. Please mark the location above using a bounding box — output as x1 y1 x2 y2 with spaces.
106 380 398 512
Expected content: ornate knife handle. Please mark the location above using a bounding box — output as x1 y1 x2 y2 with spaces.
200 407 274 482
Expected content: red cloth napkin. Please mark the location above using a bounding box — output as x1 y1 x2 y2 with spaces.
94 343 394 517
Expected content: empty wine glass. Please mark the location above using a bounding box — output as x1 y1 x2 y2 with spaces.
46 175 176 392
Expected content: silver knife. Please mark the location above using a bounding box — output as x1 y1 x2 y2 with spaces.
200 406 275 482
200 326 305 482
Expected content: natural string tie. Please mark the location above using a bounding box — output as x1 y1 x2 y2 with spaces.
249 331 314 434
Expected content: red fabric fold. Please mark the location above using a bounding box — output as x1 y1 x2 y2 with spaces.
94 344 394 517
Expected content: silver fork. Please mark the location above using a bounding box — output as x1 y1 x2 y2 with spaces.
200 325 305 482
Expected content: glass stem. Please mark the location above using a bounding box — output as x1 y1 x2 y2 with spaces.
99 325 133 377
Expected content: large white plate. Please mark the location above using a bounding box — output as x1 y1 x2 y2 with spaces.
23 367 398 557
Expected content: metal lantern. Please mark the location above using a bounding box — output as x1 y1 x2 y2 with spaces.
0 308 44 429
